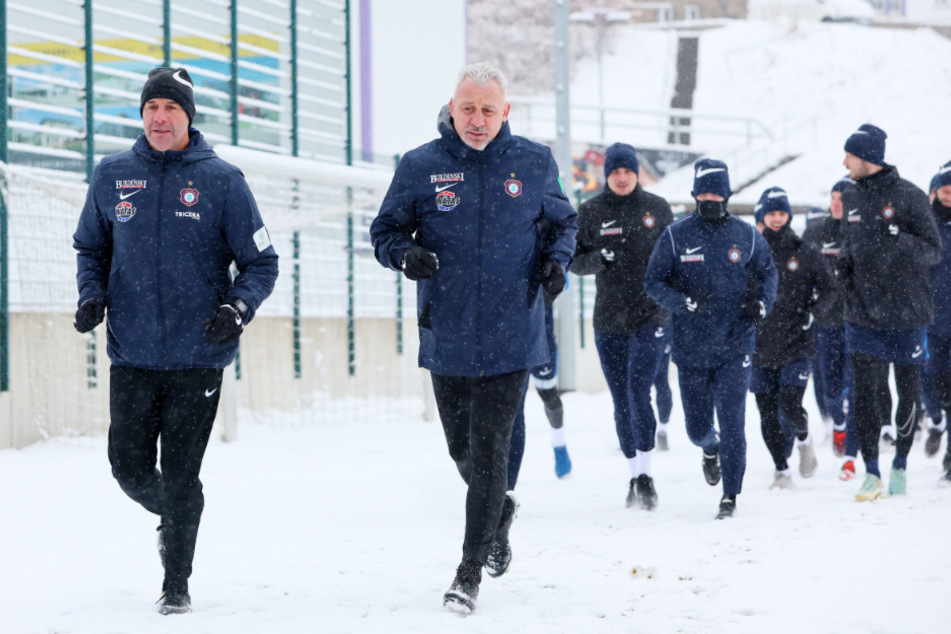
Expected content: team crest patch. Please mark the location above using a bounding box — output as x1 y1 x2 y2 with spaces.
728 248 742 263
643 214 656 228
504 179 522 198
180 188 199 207
882 204 896 219
436 191 461 211
115 201 136 222
787 257 800 271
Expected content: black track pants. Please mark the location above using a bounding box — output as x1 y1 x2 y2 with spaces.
431 370 527 564
851 355 920 464
108 365 223 584
756 385 807 472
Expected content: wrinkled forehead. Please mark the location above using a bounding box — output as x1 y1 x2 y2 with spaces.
454 78 506 105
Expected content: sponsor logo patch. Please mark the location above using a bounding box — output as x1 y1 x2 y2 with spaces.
436 191 461 211
115 201 136 222
430 173 465 183
681 254 704 262
600 227 622 236
115 179 147 189
254 226 271 251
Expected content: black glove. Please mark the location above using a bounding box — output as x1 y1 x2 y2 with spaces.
684 291 710 314
203 304 244 345
835 255 852 279
540 259 567 301
600 248 616 267
401 247 439 281
743 299 767 322
73 297 106 333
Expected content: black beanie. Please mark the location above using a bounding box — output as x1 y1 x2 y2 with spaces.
140 67 196 125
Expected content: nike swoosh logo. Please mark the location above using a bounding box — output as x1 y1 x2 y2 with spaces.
912 348 924 358
205 387 219 397
172 69 194 87
847 208 859 215
822 242 837 249
767 191 787 199
655 328 665 338
802 313 814 331
742 358 752 367
601 220 617 228
798 373 809 380
435 184 456 192
119 190 142 200
686 246 702 254
852 130 868 135
941 165 951 175
696 167 725 178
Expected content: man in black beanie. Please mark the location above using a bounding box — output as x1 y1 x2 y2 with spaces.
837 123 940 501
73 67 279 613
572 142 673 511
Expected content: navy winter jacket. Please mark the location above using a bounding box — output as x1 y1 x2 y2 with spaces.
930 200 951 338
370 111 577 377
838 165 940 330
74 131 279 370
644 212 777 368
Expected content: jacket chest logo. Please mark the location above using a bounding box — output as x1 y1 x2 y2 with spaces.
436 190 461 211
728 247 742 263
787 257 799 271
882 203 896 219
180 187 199 207
643 214 655 228
115 201 136 223
504 174 522 198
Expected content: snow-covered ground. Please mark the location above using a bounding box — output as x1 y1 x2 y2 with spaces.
2 377 949 633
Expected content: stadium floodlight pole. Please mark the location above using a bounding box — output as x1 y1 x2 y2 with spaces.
0 0 8 392
554 0 577 392
163 0 171 67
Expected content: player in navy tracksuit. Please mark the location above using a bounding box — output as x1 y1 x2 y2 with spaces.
926 161 951 485
572 142 673 511
645 159 777 519
802 178 863 480
750 188 837 489
73 68 279 614
837 125 941 501
507 300 572 488
370 63 577 613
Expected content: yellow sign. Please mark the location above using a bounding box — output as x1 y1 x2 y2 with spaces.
9 33 279 66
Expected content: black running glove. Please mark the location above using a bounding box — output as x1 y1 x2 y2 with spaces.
743 299 767 322
73 297 106 333
401 247 439 281
203 304 245 345
684 291 711 314
540 260 567 301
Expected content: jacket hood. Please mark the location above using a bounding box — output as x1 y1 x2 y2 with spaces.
132 129 216 164
436 103 513 160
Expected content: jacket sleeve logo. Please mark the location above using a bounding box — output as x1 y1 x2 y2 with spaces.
436 191 461 211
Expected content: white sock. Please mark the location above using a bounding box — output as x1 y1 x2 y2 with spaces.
635 450 653 477
551 427 567 448
777 468 792 477
627 457 639 478
657 422 669 435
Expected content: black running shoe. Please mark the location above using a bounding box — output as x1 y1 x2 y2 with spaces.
703 451 721 486
925 428 944 458
443 559 482 614
715 496 736 520
157 579 191 615
485 493 518 578
625 477 637 508
636 474 658 511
